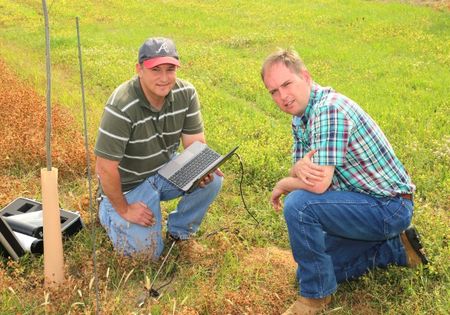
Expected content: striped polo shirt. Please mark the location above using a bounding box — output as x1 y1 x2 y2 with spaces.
292 83 415 197
95 76 203 192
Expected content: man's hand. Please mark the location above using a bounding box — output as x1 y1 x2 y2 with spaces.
270 177 304 211
292 149 325 186
270 178 291 212
198 168 224 188
270 185 287 212
120 202 155 227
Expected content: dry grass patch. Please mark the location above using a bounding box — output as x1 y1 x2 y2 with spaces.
0 59 93 180
195 245 298 314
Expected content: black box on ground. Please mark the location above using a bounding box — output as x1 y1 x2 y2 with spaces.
0 197 84 259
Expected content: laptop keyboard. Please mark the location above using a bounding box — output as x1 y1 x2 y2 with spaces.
168 147 221 188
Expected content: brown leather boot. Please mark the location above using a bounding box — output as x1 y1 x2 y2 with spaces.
166 233 206 260
176 238 206 260
282 296 331 315
400 226 429 268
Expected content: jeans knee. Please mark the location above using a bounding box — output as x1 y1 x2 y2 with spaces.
285 189 310 209
283 206 295 224
283 190 315 221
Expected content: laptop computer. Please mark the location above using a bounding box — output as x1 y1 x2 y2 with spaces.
158 141 238 193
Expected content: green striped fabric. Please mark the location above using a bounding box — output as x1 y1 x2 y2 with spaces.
95 76 203 192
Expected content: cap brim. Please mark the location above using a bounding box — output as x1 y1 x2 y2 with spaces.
142 57 180 69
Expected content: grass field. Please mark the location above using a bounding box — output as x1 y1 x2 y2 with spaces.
0 0 449 314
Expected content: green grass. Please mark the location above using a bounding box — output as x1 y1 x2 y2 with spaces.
0 0 449 314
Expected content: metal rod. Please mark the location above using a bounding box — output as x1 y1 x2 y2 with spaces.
137 240 177 308
150 240 176 290
76 16 100 314
42 0 52 170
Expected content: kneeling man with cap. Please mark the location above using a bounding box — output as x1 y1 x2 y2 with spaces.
95 37 223 259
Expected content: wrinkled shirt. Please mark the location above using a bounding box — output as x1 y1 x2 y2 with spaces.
292 83 415 197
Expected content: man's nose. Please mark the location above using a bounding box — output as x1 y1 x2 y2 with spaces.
160 70 168 81
279 87 287 101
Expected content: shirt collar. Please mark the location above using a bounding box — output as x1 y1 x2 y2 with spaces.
293 82 322 128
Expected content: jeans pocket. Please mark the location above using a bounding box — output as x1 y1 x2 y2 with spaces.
145 176 158 191
382 198 412 238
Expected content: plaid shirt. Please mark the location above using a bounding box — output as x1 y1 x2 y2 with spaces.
292 83 415 197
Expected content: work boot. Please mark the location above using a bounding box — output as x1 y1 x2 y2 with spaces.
177 239 206 260
166 233 205 260
400 226 429 267
282 296 331 315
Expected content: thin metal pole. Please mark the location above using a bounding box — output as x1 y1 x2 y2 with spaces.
150 240 176 291
42 0 52 170
137 240 177 308
76 17 100 314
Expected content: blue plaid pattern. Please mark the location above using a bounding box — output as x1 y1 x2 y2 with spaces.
292 84 415 197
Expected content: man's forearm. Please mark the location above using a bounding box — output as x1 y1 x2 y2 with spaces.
276 176 309 193
277 175 332 195
181 132 206 149
98 170 128 215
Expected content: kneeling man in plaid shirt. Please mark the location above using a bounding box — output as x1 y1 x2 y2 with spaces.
261 48 428 315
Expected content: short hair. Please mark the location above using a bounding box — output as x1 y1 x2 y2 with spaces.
261 48 307 81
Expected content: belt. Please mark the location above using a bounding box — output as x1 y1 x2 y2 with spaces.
398 193 413 200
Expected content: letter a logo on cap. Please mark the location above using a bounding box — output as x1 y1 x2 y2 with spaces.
156 42 170 54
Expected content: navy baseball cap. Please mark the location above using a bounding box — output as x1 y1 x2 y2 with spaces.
138 37 180 68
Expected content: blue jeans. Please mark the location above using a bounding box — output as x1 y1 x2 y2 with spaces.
99 173 223 259
283 190 413 298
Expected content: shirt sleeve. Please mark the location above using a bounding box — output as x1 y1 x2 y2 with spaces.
182 87 204 135
94 105 132 161
310 105 352 166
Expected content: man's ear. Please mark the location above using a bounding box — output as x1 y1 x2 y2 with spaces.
301 69 312 83
136 63 142 77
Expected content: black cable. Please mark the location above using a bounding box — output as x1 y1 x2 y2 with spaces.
204 227 230 238
146 153 259 302
234 153 260 226
147 152 260 299
146 240 178 298
151 250 180 295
